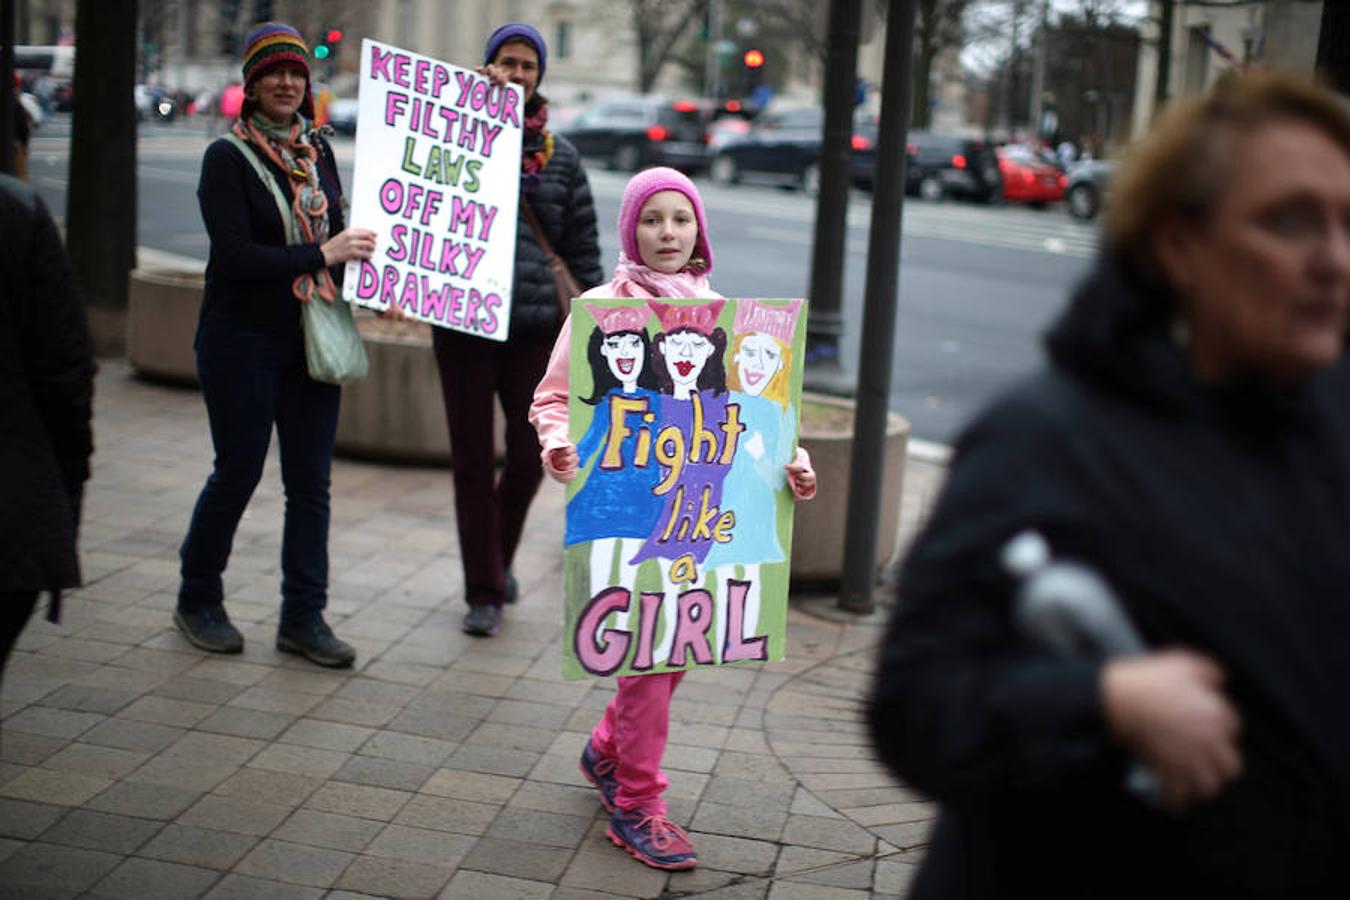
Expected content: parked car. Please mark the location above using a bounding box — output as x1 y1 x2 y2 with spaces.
1065 159 1115 220
709 106 836 194
846 114 889 192
327 97 360 135
134 85 176 122
903 132 1002 203
706 116 752 156
995 145 1067 207
561 96 709 173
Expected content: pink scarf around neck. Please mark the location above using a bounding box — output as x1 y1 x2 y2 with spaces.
609 252 715 299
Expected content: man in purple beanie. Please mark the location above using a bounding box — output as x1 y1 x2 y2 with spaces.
431 23 605 637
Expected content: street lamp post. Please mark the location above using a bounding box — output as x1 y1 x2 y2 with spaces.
838 0 917 614
804 0 862 392
1 0 14 176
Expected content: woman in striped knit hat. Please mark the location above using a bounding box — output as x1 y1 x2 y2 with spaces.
174 22 375 669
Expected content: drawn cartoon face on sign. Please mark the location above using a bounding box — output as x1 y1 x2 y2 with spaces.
601 332 646 390
660 329 715 396
734 332 785 398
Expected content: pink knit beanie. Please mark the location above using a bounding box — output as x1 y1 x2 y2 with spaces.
617 167 713 274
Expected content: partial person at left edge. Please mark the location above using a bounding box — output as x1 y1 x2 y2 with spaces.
0 173 96 689
174 22 376 668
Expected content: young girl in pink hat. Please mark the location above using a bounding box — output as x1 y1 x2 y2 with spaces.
530 167 816 870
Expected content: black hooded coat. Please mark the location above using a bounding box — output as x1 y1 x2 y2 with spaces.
0 176 95 602
868 259 1350 899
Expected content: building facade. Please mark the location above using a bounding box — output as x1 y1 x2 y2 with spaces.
1131 0 1325 138
11 0 890 115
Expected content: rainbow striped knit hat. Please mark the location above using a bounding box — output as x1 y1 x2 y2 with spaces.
241 22 315 120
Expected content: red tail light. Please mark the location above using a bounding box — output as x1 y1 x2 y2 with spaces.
851 134 872 151
725 100 742 113
672 100 698 113
646 124 669 142
1022 170 1035 185
1058 174 1068 188
906 143 917 155
952 153 967 169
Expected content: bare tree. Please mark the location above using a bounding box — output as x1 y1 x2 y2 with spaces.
627 0 710 93
66 0 137 342
913 0 970 128
742 0 827 64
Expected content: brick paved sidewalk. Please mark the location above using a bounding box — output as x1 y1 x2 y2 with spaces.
0 361 942 900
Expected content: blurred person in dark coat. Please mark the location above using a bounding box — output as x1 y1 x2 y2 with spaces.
868 70 1350 899
0 174 95 683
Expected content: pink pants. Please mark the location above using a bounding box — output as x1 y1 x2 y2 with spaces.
590 670 686 815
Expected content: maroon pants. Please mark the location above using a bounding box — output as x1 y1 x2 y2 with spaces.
432 329 553 607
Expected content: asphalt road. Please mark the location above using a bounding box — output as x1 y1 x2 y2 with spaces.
28 116 1101 445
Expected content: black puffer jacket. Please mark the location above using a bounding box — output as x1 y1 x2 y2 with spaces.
0 175 96 600
509 130 604 340
868 258 1350 899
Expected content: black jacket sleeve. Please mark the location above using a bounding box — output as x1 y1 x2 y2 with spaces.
197 138 328 283
556 158 605 290
22 193 95 509
868 394 1127 805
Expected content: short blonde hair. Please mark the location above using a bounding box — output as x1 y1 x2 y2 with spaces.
1106 70 1350 281
727 332 793 408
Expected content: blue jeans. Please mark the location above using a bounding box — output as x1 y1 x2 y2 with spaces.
178 321 340 626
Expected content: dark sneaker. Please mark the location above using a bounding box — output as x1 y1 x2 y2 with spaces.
174 606 244 654
461 603 501 637
580 739 620 812
606 807 698 870
276 619 356 668
504 571 519 605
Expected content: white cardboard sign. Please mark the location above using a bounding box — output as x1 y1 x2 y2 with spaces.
342 39 523 341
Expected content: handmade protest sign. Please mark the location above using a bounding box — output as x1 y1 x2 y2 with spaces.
562 298 808 680
343 39 523 341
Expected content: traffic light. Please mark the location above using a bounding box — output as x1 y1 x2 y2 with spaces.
743 49 765 69
314 27 342 62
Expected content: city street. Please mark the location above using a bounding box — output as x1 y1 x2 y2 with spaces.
28 115 1101 444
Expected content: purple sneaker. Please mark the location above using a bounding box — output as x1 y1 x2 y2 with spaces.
606 807 698 870
579 739 619 812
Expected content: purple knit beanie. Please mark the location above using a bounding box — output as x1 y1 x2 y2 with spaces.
483 23 547 80
618 167 713 274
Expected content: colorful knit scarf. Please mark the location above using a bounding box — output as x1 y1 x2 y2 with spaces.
521 102 554 192
232 113 336 303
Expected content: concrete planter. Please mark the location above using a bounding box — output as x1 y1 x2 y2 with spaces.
124 270 495 464
335 320 458 465
791 392 910 587
126 269 204 385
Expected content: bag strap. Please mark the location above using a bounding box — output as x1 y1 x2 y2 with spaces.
223 132 297 243
520 200 567 269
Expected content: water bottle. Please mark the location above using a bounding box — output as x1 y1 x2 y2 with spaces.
1001 530 1161 805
